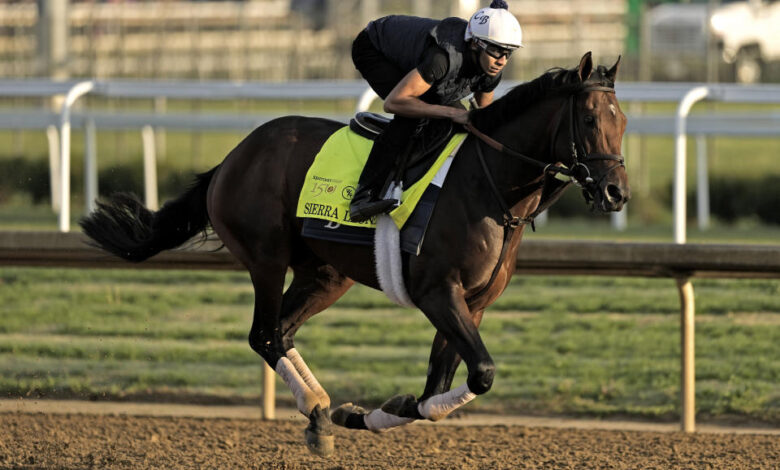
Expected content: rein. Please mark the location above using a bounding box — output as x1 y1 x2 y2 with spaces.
465 85 624 304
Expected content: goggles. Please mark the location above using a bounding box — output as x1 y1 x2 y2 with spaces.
477 39 514 60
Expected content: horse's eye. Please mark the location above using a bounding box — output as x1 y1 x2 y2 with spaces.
584 115 595 125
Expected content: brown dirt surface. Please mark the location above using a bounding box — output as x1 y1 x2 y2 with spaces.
1 411 778 469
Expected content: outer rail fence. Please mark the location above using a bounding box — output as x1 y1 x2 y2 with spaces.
1 231 778 431
1 79 780 237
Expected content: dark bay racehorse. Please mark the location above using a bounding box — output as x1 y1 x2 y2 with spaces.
81 52 629 456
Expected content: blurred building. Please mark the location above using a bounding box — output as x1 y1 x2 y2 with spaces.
2 0 628 81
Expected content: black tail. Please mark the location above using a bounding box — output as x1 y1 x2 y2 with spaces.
79 166 219 262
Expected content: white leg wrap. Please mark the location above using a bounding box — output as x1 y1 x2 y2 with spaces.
286 348 330 409
417 384 476 422
363 409 414 433
275 357 318 416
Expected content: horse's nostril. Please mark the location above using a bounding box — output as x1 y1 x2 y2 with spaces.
606 184 622 202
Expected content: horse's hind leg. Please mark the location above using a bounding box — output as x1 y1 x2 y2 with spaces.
243 260 336 457
254 259 353 457
217 226 338 455
279 263 354 412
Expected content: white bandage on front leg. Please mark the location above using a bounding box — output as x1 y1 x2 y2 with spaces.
363 409 414 433
275 357 318 416
417 384 477 422
286 348 330 409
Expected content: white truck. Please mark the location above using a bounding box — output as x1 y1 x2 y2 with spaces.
709 0 780 83
649 0 779 83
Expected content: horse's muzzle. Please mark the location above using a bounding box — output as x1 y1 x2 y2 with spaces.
582 178 630 213
598 181 630 212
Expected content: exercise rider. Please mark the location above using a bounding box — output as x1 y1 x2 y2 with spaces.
349 0 524 222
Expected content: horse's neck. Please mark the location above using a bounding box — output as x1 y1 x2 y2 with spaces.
449 102 562 305
473 99 564 218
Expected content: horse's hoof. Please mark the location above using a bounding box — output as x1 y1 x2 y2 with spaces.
379 394 415 415
305 428 335 457
304 404 334 457
380 394 423 419
331 402 367 427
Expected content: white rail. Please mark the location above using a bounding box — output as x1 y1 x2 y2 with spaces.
1 80 780 239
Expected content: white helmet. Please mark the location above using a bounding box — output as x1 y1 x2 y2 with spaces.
464 1 523 49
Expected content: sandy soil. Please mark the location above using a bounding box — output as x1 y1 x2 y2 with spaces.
1 408 778 469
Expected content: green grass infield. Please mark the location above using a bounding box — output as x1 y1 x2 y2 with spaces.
1 267 777 424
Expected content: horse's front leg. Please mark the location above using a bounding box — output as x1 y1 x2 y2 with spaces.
332 292 490 432
404 293 492 421
421 309 484 399
330 334 459 432
375 310 487 424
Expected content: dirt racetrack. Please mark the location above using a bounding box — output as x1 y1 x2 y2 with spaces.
1 406 778 470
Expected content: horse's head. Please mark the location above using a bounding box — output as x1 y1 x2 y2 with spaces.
560 52 630 212
469 53 630 213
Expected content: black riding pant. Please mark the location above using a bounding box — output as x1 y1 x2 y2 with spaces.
351 30 421 191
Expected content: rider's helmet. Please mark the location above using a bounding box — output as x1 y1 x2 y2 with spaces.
464 1 523 50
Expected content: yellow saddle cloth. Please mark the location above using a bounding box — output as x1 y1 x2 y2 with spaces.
296 126 467 229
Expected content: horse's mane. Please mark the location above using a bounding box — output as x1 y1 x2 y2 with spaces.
470 64 615 131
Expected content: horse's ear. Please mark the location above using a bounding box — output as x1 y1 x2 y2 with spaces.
606 55 621 83
578 52 593 82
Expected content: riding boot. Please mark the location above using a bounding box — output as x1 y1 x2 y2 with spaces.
348 156 397 223
348 184 397 223
349 124 408 223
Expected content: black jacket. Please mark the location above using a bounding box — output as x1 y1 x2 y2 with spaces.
364 15 498 106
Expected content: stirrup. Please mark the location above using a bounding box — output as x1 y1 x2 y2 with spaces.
349 197 397 222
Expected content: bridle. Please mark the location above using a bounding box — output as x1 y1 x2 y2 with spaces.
556 86 625 202
466 84 624 200
464 84 625 305
558 86 625 184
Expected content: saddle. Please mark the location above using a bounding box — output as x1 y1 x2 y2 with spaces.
350 112 391 138
350 112 455 188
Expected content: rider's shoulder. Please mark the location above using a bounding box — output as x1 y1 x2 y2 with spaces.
438 16 468 27
430 17 468 40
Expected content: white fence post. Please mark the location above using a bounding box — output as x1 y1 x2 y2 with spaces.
611 209 627 232
535 211 548 227
46 125 61 213
58 80 95 232
674 86 709 244
142 125 159 211
696 135 710 231
84 119 98 214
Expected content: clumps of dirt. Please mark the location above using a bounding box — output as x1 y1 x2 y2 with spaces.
0 413 777 469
